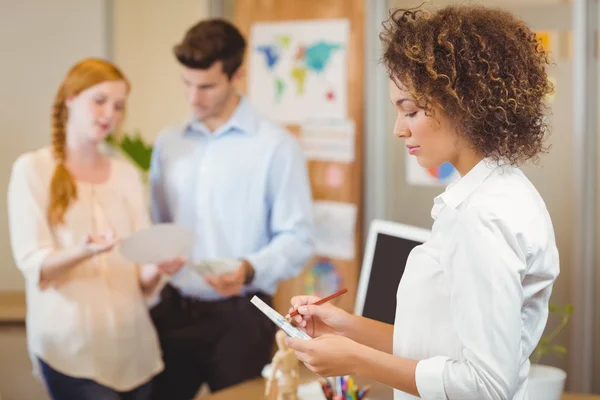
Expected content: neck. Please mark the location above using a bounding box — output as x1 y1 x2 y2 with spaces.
203 92 241 132
65 127 103 166
452 149 484 177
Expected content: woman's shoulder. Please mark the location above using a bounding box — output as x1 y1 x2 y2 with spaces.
11 147 53 179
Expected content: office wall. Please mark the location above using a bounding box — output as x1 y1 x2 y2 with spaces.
111 0 211 143
0 0 110 291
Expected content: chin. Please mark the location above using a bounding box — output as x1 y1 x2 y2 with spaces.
92 130 111 142
415 157 438 170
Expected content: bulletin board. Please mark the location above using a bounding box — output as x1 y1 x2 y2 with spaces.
233 0 365 314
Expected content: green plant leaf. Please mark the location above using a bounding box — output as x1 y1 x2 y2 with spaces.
551 345 567 355
548 303 561 313
564 304 573 314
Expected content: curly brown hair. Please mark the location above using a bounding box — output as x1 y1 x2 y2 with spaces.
380 5 554 165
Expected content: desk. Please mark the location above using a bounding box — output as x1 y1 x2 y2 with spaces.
0 292 26 323
201 372 600 400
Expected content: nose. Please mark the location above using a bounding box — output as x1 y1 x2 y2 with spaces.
101 104 116 121
188 88 202 105
393 115 410 138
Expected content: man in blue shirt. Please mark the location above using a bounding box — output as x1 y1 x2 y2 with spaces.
148 18 315 399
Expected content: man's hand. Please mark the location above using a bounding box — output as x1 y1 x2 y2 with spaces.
204 260 254 296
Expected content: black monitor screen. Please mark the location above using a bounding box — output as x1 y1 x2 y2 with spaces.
361 233 423 325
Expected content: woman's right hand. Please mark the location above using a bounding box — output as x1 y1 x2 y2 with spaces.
81 231 119 256
288 295 353 338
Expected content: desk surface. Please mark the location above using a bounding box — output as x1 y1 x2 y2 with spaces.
0 292 26 323
200 373 600 400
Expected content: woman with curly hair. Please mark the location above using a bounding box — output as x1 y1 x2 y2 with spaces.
284 5 559 400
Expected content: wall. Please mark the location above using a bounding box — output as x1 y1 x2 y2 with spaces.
111 0 211 143
0 0 110 291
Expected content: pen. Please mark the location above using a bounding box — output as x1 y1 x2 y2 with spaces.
285 288 348 319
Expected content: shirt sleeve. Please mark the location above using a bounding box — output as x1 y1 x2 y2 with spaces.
415 207 526 400
7 154 55 289
245 134 315 294
149 134 172 224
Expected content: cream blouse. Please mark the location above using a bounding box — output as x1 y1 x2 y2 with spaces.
7 147 164 391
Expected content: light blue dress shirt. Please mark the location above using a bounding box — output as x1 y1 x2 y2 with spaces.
149 97 315 300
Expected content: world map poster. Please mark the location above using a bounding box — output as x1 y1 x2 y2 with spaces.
248 19 349 124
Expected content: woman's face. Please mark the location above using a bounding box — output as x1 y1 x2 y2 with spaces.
66 80 128 143
389 79 462 170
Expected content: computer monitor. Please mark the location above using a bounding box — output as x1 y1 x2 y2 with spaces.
354 219 431 324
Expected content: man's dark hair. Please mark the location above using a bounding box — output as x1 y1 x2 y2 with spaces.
174 18 246 79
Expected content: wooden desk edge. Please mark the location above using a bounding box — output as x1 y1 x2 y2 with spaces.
0 291 27 323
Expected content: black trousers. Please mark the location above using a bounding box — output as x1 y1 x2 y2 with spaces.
149 285 276 400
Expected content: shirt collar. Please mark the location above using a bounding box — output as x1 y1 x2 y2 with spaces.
431 158 504 219
184 96 260 137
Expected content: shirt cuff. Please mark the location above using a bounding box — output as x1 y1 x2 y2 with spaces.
20 247 54 290
415 356 449 400
245 251 278 295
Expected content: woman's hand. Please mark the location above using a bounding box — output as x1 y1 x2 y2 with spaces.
288 295 354 338
81 231 119 256
285 334 361 377
155 257 186 275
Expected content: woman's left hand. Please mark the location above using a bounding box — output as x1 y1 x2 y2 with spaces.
284 334 360 377
156 256 186 275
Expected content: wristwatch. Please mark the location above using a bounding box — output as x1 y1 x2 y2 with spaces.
243 261 255 285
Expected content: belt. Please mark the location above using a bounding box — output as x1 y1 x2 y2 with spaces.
159 284 272 316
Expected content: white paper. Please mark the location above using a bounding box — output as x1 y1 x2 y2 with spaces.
300 120 355 163
313 201 357 260
119 223 194 264
248 19 349 124
192 258 241 276
405 155 459 187
250 296 312 340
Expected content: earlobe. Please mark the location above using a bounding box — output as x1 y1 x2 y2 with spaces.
233 67 245 83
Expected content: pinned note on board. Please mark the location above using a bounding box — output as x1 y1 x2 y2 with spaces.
535 31 552 53
325 164 344 188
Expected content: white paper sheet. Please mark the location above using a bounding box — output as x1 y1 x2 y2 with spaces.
119 223 193 264
300 120 355 163
313 201 357 260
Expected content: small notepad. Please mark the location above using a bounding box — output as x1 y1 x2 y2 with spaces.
250 296 312 340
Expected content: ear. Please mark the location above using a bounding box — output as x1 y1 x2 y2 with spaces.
64 95 75 109
231 67 245 85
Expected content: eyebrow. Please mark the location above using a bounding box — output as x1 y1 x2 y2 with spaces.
396 98 413 106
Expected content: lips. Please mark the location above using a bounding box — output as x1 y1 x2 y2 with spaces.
407 145 421 155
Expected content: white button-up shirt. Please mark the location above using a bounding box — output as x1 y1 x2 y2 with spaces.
7 147 163 391
393 158 559 400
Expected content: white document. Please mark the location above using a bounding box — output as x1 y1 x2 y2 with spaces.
300 120 355 163
250 296 312 340
248 19 349 124
119 223 193 264
192 259 241 276
313 201 357 260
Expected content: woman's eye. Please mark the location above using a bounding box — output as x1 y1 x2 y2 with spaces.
405 111 417 118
